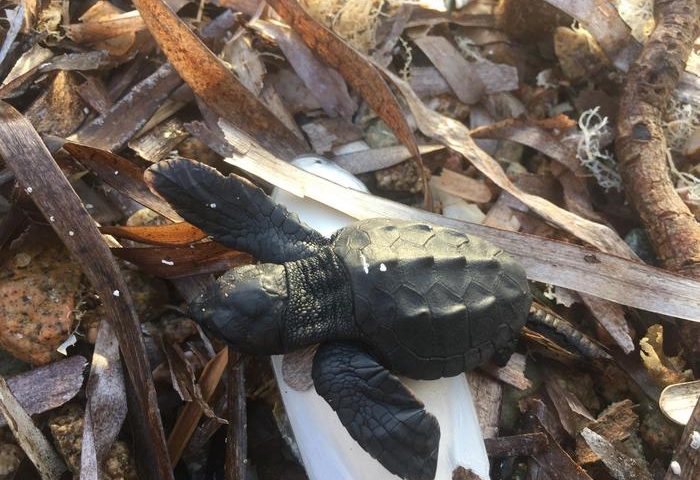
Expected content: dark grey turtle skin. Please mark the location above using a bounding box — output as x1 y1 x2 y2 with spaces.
145 158 532 480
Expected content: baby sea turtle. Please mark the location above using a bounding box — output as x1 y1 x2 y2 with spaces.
145 159 532 480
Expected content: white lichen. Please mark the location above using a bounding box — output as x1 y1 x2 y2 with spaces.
398 37 413 82
617 0 654 41
576 107 622 192
663 96 700 152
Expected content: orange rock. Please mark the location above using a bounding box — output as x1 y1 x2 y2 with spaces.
0 240 81 365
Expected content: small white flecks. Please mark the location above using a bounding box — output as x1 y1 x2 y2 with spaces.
690 431 700 450
25 186 33 194
379 263 387 272
49 216 55 222
114 170 119 175
360 253 369 274
83 107 90 115
201 308 206 312
670 460 681 476
161 259 175 266
224 293 229 297
210 203 217 208
68 230 75 236
112 289 120 297
85 203 94 209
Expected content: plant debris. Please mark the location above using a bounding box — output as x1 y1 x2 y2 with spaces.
0 0 698 479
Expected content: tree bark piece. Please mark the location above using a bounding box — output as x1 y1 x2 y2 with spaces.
615 0 700 277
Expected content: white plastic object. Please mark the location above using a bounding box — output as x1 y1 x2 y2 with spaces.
269 154 491 480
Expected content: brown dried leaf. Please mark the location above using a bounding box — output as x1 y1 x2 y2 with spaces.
221 122 700 322
63 142 181 220
0 102 173 480
111 242 252 278
251 19 357 119
101 222 207 246
0 356 87 428
131 0 306 159
265 0 430 206
386 71 637 259
71 65 183 152
431 169 493 204
580 294 635 354
412 35 485 104
167 348 228 466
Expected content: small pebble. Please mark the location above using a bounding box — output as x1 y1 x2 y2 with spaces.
113 290 120 297
670 460 681 475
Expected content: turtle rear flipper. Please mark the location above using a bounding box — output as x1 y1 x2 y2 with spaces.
313 342 440 480
145 158 327 262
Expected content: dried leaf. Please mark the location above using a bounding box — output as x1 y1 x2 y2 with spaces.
0 102 173 480
80 320 126 480
413 35 485 104
265 0 430 205
63 142 181 220
386 70 637 259
431 169 493 204
71 64 183 152
333 145 444 174
101 222 207 246
111 242 253 278
131 0 306 159
0 356 87 428
251 19 357 118
0 376 66 479
580 294 635 354
167 348 228 466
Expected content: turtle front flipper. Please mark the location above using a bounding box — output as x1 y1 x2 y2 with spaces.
312 342 440 480
145 158 327 262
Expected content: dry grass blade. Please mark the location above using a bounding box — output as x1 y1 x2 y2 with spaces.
167 348 228 466
64 142 181 221
385 70 637 259
221 123 700 322
0 376 66 479
0 102 173 480
101 223 207 246
0 356 87 428
130 0 306 159
80 320 127 480
265 0 431 208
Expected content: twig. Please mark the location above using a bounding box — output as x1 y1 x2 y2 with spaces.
615 0 700 277
225 351 247 480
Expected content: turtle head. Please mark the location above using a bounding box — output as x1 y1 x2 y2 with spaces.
190 264 288 354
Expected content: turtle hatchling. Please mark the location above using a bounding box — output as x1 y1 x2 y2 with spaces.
145 159 532 480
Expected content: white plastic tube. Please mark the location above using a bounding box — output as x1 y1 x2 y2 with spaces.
270 155 490 480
